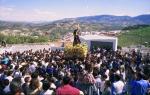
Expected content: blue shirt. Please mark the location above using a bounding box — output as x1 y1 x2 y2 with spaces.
46 67 53 75
131 79 150 95
1 57 9 65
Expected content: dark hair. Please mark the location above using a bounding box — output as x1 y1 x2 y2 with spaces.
29 79 40 90
105 80 111 87
14 66 19 70
85 63 93 73
143 64 150 80
136 72 145 80
58 75 63 80
3 79 9 86
24 77 30 83
9 78 22 94
43 81 50 91
63 76 71 85
31 72 39 79
93 68 99 77
115 74 121 81
101 74 107 79
7 70 13 76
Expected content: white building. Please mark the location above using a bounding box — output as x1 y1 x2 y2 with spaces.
80 35 118 51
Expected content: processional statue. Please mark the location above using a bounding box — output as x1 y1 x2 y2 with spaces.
73 24 81 46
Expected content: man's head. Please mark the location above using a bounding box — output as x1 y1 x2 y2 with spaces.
62 76 71 85
43 81 50 91
115 74 121 81
24 77 30 83
31 72 39 79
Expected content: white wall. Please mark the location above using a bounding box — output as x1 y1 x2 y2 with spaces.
80 37 118 51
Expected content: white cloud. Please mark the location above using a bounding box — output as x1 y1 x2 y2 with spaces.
32 9 59 20
34 9 55 16
0 6 14 17
0 6 13 11
0 7 61 21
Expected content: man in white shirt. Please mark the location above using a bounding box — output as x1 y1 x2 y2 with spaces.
100 75 107 93
40 81 54 95
111 74 125 95
6 71 13 82
28 63 36 73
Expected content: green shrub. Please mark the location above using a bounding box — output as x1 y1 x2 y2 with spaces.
0 33 49 44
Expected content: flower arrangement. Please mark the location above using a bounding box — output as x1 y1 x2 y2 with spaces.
64 43 88 59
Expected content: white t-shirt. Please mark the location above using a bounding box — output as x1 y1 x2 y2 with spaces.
40 90 54 95
3 85 10 93
28 64 36 73
6 76 13 82
100 80 105 92
95 77 101 89
112 80 125 94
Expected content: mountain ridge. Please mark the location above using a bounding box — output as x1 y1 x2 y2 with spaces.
0 14 150 37
1 14 150 24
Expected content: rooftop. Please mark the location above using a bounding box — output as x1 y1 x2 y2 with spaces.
79 35 117 40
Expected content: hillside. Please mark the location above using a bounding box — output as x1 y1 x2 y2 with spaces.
0 14 150 43
134 14 150 25
118 25 150 47
0 14 150 33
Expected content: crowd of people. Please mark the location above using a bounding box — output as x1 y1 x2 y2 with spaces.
0 48 150 95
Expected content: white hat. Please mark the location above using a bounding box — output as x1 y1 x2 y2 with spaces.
14 72 21 78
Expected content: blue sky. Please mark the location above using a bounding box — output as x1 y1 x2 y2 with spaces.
0 0 150 22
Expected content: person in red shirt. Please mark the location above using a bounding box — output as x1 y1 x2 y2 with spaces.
56 76 84 95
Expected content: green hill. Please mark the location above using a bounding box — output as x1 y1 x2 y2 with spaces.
118 25 150 47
